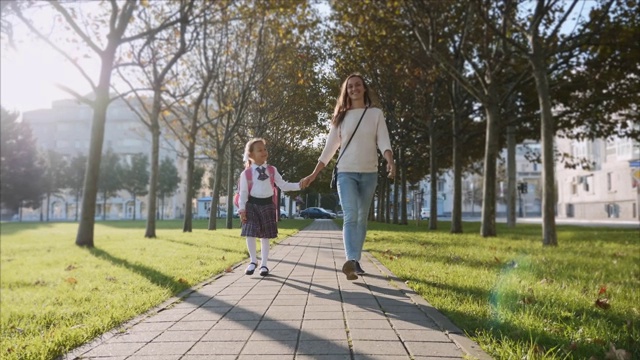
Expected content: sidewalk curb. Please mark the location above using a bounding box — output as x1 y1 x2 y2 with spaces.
366 252 492 360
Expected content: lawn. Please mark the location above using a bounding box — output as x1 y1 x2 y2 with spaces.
0 219 312 360
363 220 639 360
1 219 638 360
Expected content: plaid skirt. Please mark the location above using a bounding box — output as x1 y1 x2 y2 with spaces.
241 202 278 239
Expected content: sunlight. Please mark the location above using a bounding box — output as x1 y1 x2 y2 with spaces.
0 4 98 115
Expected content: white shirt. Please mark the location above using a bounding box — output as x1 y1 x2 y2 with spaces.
318 107 392 173
238 163 300 211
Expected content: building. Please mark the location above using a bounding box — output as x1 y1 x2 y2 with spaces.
556 135 639 221
20 97 187 221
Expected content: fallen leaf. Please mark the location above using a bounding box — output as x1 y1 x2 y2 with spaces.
595 298 611 310
66 277 77 284
178 278 189 284
599 286 607 295
224 267 233 273
65 265 77 271
494 256 501 263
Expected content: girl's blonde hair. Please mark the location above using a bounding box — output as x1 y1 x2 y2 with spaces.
331 73 372 126
243 138 266 168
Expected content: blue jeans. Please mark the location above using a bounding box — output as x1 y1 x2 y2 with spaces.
337 172 378 261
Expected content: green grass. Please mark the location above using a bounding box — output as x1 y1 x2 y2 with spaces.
0 219 312 360
362 220 639 360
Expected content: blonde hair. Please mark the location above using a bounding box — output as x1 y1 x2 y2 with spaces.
243 138 266 168
331 73 372 126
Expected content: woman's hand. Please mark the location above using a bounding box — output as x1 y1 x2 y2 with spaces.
387 161 396 179
239 210 247 224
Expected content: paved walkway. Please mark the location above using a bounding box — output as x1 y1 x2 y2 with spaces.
64 220 491 360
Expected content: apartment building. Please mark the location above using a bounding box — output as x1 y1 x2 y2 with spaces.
556 136 639 221
21 97 187 221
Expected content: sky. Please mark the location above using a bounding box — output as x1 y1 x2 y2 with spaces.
0 3 100 115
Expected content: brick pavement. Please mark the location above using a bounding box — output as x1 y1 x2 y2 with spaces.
63 220 491 360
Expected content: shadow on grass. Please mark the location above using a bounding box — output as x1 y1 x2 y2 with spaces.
0 221 58 235
87 247 189 294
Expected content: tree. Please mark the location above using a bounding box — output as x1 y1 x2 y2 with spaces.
97 150 122 221
474 0 617 245
9 1 190 246
67 153 87 221
117 0 197 237
0 107 44 216
40 150 69 222
120 153 149 221
157 156 181 220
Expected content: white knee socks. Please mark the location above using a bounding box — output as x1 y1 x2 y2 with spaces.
246 237 258 264
246 237 270 269
260 238 269 268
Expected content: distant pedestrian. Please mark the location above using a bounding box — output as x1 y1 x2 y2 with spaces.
302 73 395 280
237 138 305 276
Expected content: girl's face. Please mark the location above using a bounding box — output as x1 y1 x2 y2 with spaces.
346 76 365 102
250 141 268 165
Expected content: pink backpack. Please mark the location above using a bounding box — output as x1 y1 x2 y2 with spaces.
233 165 276 208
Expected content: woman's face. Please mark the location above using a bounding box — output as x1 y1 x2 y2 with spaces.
346 76 365 102
250 141 268 164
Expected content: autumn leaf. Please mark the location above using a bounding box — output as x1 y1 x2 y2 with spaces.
599 286 607 295
224 267 233 273
66 277 77 284
178 278 189 284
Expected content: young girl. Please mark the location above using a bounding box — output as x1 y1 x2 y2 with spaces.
238 138 303 276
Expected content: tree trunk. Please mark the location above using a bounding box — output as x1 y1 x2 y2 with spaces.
75 192 79 221
208 155 224 230
480 96 499 237
506 125 517 227
429 118 438 230
531 51 558 246
226 143 234 229
102 190 107 221
399 149 408 225
132 196 137 221
182 138 196 232
451 109 463 233
76 81 111 247
145 119 160 238
46 193 50 222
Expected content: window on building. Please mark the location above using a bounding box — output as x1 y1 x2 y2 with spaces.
437 180 445 192
607 172 612 191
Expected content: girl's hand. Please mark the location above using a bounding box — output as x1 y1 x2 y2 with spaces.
239 210 247 224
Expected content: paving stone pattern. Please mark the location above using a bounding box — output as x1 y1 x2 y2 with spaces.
63 220 491 360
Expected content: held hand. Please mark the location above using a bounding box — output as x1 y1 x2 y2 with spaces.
301 175 316 188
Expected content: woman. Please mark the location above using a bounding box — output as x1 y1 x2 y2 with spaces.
302 73 395 280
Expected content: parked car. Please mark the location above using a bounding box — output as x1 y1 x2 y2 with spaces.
420 208 430 220
279 209 288 219
299 207 336 219
321 208 337 217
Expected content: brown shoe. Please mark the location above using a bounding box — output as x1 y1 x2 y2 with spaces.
342 260 358 280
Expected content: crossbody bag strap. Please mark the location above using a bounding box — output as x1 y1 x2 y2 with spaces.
336 106 368 167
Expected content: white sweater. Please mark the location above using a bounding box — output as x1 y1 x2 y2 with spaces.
318 107 392 173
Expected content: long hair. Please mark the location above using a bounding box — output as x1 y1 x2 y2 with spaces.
331 73 372 126
243 138 266 169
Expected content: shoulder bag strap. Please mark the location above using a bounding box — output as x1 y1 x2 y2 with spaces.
336 106 368 167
